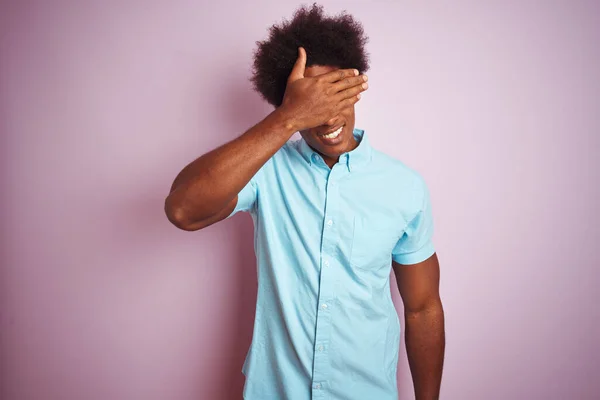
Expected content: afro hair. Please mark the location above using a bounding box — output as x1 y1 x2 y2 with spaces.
250 3 370 107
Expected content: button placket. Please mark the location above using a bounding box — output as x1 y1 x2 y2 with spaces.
311 165 344 395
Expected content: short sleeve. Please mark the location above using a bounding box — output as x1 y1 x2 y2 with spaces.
392 178 436 265
226 175 259 218
226 155 273 219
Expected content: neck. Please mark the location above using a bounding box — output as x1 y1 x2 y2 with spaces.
319 135 359 169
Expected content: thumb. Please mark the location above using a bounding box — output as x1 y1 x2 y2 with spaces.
288 47 306 83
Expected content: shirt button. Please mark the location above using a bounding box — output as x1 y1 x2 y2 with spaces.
315 384 321 389
321 303 328 310
324 260 329 267
318 345 324 352
327 220 333 226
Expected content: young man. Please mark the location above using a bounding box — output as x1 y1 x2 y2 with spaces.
165 4 445 400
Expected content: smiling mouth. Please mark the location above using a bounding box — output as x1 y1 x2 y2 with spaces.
318 125 344 139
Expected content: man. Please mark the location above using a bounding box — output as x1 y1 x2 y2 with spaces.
165 4 444 400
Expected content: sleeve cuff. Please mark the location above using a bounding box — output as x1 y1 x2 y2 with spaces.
392 241 436 265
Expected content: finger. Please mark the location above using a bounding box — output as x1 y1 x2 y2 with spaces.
320 68 359 83
337 94 361 110
335 81 368 101
288 47 306 83
331 74 368 93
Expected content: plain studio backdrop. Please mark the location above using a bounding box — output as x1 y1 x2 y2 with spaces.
1 1 598 399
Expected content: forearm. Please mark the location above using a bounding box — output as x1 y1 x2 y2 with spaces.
404 301 445 400
165 108 295 228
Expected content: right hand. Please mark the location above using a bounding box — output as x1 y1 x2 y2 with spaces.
278 47 368 132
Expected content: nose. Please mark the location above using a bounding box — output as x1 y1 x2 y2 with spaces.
325 116 340 127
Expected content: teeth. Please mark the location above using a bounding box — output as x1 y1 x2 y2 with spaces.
322 126 344 139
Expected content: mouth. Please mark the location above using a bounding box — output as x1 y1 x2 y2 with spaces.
316 124 345 146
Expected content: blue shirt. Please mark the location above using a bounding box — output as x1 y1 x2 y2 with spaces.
226 128 435 400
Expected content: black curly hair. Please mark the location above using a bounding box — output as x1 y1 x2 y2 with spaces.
250 3 370 107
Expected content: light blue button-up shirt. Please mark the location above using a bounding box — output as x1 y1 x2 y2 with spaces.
227 128 435 400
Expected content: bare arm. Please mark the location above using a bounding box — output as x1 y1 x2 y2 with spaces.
393 253 445 400
164 47 368 231
164 110 295 231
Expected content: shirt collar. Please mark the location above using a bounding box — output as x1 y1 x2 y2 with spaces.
298 128 372 172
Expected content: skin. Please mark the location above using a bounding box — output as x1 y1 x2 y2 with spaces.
299 64 361 168
165 46 444 398
394 254 445 400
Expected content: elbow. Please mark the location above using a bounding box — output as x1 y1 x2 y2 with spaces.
164 196 201 231
405 298 444 319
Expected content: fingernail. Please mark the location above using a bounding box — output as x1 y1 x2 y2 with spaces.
363 75 368 82
362 83 368 89
354 69 359 76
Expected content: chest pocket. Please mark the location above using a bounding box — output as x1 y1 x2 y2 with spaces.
350 216 401 270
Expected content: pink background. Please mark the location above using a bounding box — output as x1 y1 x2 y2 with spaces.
1 1 599 399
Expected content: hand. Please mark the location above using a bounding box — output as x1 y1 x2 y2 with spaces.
278 47 368 132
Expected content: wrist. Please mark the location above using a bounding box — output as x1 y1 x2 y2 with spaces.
270 106 298 135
